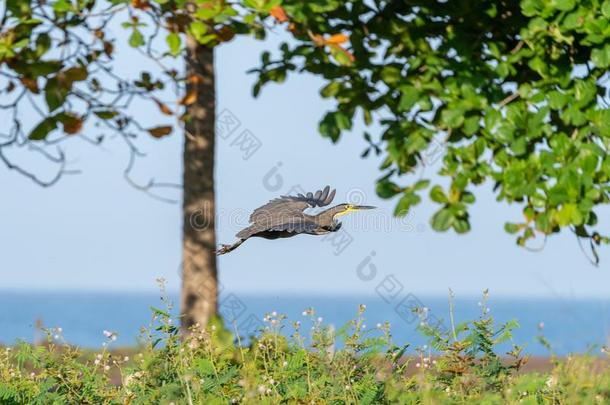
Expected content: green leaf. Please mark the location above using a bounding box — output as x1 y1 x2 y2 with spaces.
129 29 145 48
547 90 568 109
150 306 171 318
398 85 418 111
463 116 480 135
319 113 340 142
35 33 51 57
166 33 181 56
394 192 421 217
431 208 454 231
555 203 581 226
521 0 543 16
53 0 73 12
430 185 448 203
528 57 547 76
413 179 430 191
328 45 353 66
591 45 610 68
27 60 63 77
603 0 610 18
189 21 207 41
63 67 87 82
461 191 476 204
93 110 119 119
504 222 521 234
441 108 464 128
554 0 575 11
453 219 470 234
380 66 401 85
535 212 553 234
320 82 341 98
44 77 68 112
333 111 352 130
29 116 57 140
561 103 586 125
376 180 401 199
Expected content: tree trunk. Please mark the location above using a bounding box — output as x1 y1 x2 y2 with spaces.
181 37 218 334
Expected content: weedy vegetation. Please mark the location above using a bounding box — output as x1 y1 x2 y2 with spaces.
1 292 609 404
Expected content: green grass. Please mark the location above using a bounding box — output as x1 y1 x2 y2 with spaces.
1 294 609 404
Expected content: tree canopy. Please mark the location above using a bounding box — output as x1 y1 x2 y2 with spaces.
3 0 610 261
253 0 610 260
0 0 269 191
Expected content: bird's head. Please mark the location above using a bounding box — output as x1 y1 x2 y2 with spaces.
332 203 376 219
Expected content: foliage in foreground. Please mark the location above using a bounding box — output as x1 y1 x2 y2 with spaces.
1 298 609 404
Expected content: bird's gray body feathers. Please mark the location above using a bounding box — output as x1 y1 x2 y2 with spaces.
217 185 369 255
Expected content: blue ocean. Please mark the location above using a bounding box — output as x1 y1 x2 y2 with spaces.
1 291 608 356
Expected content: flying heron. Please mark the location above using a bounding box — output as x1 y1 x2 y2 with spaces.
216 186 375 255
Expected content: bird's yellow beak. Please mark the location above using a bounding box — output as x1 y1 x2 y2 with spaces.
334 205 376 218
349 205 376 211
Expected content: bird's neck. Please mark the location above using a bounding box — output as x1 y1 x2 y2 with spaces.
314 205 345 225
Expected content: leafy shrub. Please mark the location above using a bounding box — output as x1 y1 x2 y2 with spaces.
1 294 609 404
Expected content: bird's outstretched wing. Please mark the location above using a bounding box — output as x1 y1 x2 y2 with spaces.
236 217 319 239
249 185 336 223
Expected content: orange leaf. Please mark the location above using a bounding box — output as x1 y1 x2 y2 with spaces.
148 126 172 138
60 113 83 135
270 5 289 23
324 33 349 45
216 26 235 43
103 41 114 57
131 0 150 9
19 77 39 93
179 89 197 106
153 98 173 115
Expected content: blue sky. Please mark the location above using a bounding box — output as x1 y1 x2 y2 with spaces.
1 30 609 299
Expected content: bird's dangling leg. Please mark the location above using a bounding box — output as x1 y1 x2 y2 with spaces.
216 239 245 255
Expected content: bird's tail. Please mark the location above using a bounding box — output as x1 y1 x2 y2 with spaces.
215 239 245 255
